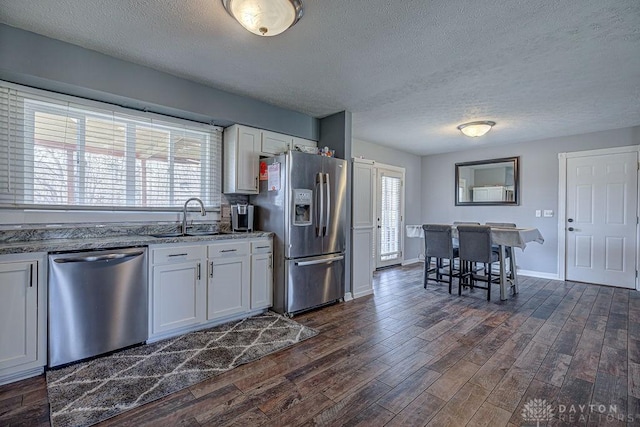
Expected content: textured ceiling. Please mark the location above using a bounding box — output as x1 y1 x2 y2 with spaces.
1 0 639 155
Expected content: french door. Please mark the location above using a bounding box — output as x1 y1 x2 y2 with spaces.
565 150 638 288
376 167 404 268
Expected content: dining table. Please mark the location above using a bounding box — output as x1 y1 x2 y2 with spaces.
487 227 545 300
407 224 544 300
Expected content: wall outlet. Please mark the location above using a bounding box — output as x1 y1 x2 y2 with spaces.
543 209 554 217
221 205 231 220
535 210 541 217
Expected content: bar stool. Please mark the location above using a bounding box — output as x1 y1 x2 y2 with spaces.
422 224 459 294
457 225 500 301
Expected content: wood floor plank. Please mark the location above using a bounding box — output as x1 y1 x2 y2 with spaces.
385 390 446 427
468 401 513 427
425 382 491 426
425 359 481 401
376 366 441 414
1 264 637 427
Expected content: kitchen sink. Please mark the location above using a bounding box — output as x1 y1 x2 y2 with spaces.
186 231 220 236
148 231 223 238
149 232 185 238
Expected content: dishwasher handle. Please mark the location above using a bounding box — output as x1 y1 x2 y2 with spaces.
53 251 145 263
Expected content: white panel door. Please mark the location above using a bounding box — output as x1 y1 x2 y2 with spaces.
351 159 375 296
566 151 638 288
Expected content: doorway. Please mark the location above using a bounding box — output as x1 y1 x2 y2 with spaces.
559 146 639 289
376 166 405 269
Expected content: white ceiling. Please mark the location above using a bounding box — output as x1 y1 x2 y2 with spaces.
1 0 639 155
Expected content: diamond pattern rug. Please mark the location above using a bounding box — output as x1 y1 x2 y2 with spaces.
46 312 318 427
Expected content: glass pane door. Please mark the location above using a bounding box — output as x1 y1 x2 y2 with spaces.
376 169 403 268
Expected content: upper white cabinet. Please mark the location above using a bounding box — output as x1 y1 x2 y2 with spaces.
291 136 317 152
472 185 512 202
261 130 290 156
0 252 47 385
224 124 261 194
224 124 317 193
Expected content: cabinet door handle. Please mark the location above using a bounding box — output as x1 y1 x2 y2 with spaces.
209 261 213 278
221 249 237 253
197 262 201 280
168 253 188 257
29 263 33 288
256 246 270 249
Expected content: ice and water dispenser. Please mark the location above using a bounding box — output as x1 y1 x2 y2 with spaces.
293 189 312 226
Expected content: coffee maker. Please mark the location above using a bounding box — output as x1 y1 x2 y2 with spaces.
231 203 254 232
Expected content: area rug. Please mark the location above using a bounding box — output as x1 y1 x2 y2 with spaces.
46 312 318 427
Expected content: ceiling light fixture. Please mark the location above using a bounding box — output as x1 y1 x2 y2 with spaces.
222 0 303 37
457 121 496 137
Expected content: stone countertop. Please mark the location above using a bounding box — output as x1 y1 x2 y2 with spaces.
0 231 273 255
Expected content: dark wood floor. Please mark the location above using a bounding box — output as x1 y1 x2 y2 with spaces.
2 263 639 426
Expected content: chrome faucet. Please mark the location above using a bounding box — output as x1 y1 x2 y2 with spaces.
182 197 206 234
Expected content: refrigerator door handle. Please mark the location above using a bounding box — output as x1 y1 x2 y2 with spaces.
323 173 330 236
316 172 324 237
295 255 344 266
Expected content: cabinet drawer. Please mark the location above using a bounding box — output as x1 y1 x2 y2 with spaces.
209 241 249 258
152 246 205 264
251 241 272 254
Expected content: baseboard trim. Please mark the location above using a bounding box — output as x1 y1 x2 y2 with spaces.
343 292 354 302
402 258 420 266
517 269 560 280
0 367 44 386
352 289 374 299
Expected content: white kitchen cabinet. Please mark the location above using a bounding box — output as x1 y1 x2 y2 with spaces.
207 241 250 320
472 185 511 202
148 237 272 343
351 158 375 298
150 245 207 336
261 130 290 156
224 124 260 194
0 252 47 386
250 240 273 309
291 136 317 152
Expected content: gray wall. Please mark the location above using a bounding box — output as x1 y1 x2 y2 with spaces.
421 126 640 275
0 24 318 139
353 138 423 262
320 112 353 292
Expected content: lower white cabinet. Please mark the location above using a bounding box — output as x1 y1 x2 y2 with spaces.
150 245 207 335
250 240 273 309
0 252 47 385
149 237 272 341
207 242 250 320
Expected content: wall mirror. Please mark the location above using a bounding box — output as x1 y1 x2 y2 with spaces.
455 157 519 206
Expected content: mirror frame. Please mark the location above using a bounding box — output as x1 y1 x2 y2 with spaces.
455 156 520 206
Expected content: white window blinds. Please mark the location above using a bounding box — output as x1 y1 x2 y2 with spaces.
0 82 222 210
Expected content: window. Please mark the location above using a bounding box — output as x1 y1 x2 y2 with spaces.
0 82 222 210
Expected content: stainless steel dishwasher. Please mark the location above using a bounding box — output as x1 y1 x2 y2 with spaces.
48 247 148 367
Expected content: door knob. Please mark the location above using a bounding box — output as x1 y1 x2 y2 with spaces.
568 227 574 231
568 218 574 223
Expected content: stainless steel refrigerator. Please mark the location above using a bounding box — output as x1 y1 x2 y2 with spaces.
252 151 347 316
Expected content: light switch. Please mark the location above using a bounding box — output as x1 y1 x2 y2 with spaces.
535 210 541 217
543 210 553 217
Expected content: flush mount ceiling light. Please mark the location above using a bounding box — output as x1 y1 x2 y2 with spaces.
222 0 303 36
457 121 496 138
